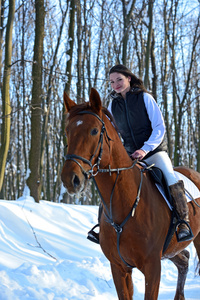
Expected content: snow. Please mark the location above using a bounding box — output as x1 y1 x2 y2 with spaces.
0 196 199 299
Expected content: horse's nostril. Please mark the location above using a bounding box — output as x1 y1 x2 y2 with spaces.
73 174 80 188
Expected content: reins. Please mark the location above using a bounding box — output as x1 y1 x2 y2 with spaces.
64 110 147 268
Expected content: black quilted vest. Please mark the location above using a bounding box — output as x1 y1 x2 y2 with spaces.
111 91 167 159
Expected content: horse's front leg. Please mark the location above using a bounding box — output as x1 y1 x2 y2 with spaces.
142 257 161 300
110 263 133 300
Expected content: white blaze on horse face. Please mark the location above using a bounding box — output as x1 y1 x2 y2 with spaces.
76 120 83 127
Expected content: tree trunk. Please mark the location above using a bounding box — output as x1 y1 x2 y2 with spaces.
0 0 15 196
40 5 68 201
161 0 172 158
62 0 76 203
0 0 5 90
151 30 157 100
197 97 200 172
169 0 179 166
144 0 153 88
122 0 136 65
22 1 28 173
27 0 45 203
93 0 105 88
76 0 82 101
64 0 75 95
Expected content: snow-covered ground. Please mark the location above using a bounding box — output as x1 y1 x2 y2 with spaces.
0 196 199 299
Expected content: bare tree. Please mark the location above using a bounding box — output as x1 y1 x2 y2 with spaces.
121 0 136 65
0 0 15 196
76 0 82 100
27 0 45 202
161 0 172 158
40 2 68 201
144 0 153 88
64 0 75 95
0 0 5 88
197 96 200 172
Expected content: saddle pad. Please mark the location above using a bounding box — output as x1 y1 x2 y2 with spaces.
155 171 200 210
174 171 200 201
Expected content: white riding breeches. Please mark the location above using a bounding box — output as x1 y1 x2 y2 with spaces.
143 151 178 186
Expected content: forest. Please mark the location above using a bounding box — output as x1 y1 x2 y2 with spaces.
0 0 199 204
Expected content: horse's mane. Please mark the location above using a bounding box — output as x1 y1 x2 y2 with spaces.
102 107 118 131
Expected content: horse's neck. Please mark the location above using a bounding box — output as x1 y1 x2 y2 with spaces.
98 125 140 219
105 118 132 167
111 136 133 168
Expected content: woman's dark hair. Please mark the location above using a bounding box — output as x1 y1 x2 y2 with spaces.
109 64 148 93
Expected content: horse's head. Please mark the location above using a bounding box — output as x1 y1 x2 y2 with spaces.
61 88 111 195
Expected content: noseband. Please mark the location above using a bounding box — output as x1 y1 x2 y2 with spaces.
64 110 110 178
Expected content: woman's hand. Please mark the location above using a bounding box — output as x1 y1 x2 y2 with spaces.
131 149 146 160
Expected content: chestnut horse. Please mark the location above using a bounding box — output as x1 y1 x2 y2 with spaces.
61 88 200 300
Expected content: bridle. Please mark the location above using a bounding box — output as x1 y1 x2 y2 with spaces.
64 110 110 178
64 109 144 268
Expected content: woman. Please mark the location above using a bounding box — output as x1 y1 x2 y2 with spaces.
87 64 192 244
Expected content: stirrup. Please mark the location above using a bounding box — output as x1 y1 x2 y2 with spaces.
87 224 100 244
175 220 194 243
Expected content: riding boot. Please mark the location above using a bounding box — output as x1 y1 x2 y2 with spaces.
169 180 193 242
87 203 103 244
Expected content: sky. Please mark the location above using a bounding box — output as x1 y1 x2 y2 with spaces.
0 195 199 299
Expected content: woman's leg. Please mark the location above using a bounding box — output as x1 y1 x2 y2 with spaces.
144 151 177 186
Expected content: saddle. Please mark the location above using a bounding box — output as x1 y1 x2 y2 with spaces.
146 165 173 206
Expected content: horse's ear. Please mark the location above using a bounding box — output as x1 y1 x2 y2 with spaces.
63 91 76 112
89 88 102 113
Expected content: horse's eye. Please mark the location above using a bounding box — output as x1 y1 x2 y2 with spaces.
91 128 98 136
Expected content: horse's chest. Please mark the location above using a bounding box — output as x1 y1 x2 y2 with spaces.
99 224 136 264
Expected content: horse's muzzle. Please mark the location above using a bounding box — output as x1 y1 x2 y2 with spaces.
61 169 87 195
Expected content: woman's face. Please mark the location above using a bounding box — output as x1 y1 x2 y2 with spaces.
110 72 131 97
